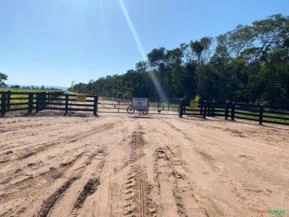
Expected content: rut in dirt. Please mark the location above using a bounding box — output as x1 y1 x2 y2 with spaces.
153 147 210 217
73 178 100 209
38 177 78 217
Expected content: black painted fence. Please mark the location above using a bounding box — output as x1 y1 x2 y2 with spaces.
0 91 99 116
179 100 289 126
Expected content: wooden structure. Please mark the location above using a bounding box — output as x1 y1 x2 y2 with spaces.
179 99 289 126
0 91 98 116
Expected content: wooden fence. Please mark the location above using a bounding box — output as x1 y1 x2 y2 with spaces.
179 100 289 126
0 91 98 116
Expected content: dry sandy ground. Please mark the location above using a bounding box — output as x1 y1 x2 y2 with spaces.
0 113 288 217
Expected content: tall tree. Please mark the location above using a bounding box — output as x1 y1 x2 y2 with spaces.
147 48 168 94
0 72 8 87
190 37 212 95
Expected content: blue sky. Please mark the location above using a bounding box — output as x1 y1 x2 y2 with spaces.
0 0 288 87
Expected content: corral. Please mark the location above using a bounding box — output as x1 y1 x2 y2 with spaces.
1 91 289 126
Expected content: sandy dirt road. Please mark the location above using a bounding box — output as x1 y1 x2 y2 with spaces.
0 113 288 217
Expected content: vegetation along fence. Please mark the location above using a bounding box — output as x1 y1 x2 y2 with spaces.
179 100 289 126
0 91 99 116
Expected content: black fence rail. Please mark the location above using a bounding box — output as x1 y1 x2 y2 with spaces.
179 100 289 126
0 91 99 116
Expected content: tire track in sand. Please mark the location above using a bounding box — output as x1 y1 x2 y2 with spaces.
68 159 105 217
1 148 104 217
38 177 78 217
40 149 106 217
153 147 209 217
0 122 116 166
123 130 156 217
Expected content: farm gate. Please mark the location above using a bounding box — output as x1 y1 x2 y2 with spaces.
0 91 180 116
97 97 180 115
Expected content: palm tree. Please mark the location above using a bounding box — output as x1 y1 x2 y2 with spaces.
190 37 212 95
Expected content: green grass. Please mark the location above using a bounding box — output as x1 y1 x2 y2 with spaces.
0 88 63 109
0 87 62 93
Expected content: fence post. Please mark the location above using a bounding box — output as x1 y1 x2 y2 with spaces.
211 100 215 117
1 93 7 116
94 96 98 116
47 93 50 105
39 93 43 111
225 102 229 120
200 99 203 115
6 90 11 111
206 100 209 116
179 99 183 118
183 100 186 114
259 105 264 125
43 92 47 110
65 94 69 114
231 102 235 121
203 100 207 119
36 93 40 113
39 93 42 111
208 101 212 116
167 99 170 111
28 93 33 114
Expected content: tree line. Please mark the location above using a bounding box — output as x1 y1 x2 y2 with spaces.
74 14 287 106
0 74 61 91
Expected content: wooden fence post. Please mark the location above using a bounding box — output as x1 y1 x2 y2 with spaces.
1 92 7 116
179 99 183 118
28 93 33 114
200 99 203 115
167 99 170 111
7 90 11 111
65 94 69 114
183 100 186 114
203 100 207 119
94 96 98 116
39 93 42 111
231 102 235 121
211 100 216 117
259 105 264 125
36 93 40 113
47 93 50 105
43 92 47 110
225 102 229 120
206 101 210 116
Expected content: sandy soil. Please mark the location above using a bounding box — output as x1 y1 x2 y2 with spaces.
0 113 288 217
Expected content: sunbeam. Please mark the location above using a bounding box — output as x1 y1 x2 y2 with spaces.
117 0 167 101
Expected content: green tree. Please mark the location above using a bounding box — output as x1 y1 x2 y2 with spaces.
190 37 212 95
0 72 8 87
72 14 289 107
